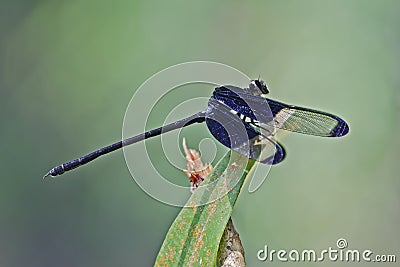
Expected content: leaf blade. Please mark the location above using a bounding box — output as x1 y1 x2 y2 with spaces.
155 151 256 266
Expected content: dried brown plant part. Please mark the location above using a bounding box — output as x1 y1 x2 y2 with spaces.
182 139 246 266
182 137 213 192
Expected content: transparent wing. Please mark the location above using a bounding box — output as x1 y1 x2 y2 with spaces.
213 86 349 137
267 99 349 137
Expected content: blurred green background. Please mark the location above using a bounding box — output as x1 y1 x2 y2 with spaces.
1 0 399 266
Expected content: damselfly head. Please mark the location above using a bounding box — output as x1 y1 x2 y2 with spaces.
249 79 269 95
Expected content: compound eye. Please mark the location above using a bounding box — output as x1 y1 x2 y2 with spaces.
257 80 269 94
254 80 263 90
249 79 269 95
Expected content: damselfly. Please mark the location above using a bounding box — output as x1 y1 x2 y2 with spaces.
44 80 349 177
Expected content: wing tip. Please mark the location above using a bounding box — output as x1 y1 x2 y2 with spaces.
331 118 349 137
259 141 286 165
272 143 286 164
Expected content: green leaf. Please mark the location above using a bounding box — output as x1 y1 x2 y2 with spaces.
155 150 257 267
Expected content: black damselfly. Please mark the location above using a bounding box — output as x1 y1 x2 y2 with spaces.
44 80 349 177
